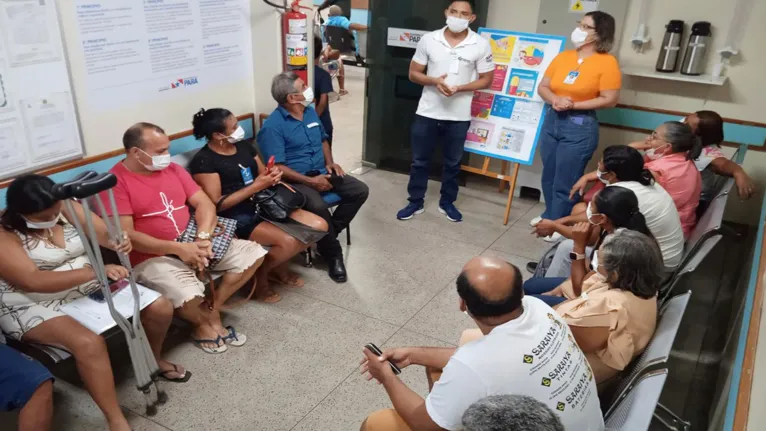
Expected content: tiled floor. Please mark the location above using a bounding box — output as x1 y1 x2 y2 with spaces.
2 66 553 430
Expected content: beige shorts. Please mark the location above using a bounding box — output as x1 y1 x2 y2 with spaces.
362 409 412 431
134 239 267 308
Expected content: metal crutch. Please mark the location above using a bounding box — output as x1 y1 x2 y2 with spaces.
52 172 167 416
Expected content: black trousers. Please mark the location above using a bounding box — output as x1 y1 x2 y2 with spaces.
292 175 369 258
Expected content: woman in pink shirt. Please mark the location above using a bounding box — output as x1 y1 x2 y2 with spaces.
641 121 702 238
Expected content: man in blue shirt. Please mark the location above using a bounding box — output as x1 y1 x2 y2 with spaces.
258 72 369 283
325 5 367 61
318 0 350 19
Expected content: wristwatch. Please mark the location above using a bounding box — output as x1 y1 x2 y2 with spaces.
196 231 211 241
569 252 586 261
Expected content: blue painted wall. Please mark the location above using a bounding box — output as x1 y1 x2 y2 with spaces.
599 108 766 147
0 119 254 210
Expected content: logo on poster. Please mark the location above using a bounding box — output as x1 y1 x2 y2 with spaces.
387 28 426 49
399 33 421 44
159 76 200 92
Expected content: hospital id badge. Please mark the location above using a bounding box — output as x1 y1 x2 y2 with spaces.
563 71 580 85
240 165 254 185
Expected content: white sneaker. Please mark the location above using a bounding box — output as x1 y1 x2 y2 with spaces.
543 232 562 243
530 216 542 227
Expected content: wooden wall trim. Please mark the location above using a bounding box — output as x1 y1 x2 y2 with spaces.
0 113 255 190
733 230 766 430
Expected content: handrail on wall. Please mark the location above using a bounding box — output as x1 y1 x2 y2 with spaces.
0 113 256 190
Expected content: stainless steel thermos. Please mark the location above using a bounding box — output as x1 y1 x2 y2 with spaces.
656 20 685 73
680 21 712 76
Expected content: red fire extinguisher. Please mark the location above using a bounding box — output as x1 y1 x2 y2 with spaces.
282 0 309 82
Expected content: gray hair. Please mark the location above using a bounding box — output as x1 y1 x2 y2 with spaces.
600 229 662 299
660 121 703 160
328 5 343 16
271 72 300 105
462 395 565 431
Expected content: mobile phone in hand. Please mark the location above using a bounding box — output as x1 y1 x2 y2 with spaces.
88 279 128 302
365 343 402 375
267 156 275 171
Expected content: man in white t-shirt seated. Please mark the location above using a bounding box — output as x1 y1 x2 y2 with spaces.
359 256 604 431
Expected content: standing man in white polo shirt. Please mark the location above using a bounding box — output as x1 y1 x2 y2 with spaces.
396 0 495 223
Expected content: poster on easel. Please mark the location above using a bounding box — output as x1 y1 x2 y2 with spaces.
464 29 566 166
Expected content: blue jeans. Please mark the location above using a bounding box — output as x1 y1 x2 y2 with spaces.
539 108 600 220
523 277 568 307
0 344 53 411
407 115 470 206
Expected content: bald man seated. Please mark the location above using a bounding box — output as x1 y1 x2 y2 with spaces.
359 257 605 431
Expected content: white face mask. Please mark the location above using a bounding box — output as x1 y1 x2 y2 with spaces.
586 202 603 225
300 87 314 107
23 213 61 230
139 149 171 172
596 169 610 185
571 27 589 47
446 16 470 33
227 125 245 144
645 144 668 161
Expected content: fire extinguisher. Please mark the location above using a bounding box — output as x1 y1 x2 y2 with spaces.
282 0 308 82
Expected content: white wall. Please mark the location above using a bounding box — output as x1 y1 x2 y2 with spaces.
55 0 296 156
484 0 766 224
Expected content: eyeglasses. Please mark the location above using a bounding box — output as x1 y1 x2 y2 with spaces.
650 131 668 142
576 20 596 31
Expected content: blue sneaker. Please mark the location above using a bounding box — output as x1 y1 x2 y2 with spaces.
438 204 463 222
397 202 425 220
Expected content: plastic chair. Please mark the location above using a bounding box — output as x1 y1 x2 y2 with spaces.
671 178 735 281
604 292 691 430
302 192 351 267
659 234 722 302
605 369 668 431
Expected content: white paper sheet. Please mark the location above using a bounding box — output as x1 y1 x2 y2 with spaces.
60 282 161 335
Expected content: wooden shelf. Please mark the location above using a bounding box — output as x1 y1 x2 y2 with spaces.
622 66 728 86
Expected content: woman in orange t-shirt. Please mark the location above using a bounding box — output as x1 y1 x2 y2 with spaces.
533 11 622 242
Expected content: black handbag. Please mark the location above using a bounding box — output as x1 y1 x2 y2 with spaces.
253 183 306 222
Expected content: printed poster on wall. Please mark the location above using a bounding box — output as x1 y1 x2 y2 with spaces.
73 0 253 110
464 29 565 166
0 0 84 180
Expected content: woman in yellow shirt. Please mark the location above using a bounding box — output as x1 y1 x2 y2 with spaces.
534 11 622 241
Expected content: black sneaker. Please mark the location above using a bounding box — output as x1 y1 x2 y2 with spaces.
526 262 538 274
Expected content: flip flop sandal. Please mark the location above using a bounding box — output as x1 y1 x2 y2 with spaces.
158 364 192 383
256 291 282 303
223 326 247 347
268 274 305 288
192 335 228 354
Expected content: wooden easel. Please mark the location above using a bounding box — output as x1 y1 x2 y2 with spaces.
460 157 520 225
